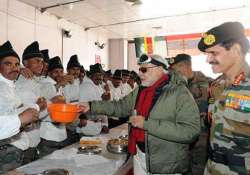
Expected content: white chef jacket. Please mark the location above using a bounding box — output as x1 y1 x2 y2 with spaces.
109 81 123 101
79 79 108 132
0 74 38 150
79 79 104 102
14 75 42 149
120 83 133 98
80 76 92 85
63 78 80 103
15 75 42 105
0 114 21 140
39 76 67 142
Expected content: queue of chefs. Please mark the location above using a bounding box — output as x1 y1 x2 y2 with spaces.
0 40 139 173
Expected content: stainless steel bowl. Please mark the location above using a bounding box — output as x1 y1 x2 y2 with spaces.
106 138 128 154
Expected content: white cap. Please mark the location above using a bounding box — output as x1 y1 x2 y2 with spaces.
138 54 169 69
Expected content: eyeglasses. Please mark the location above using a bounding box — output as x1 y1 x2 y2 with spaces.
139 66 159 73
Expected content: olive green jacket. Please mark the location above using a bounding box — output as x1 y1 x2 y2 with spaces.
91 72 200 174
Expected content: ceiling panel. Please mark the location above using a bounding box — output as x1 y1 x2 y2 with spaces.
17 0 250 39
65 1 98 14
48 6 81 21
73 18 98 28
88 0 125 11
19 0 75 8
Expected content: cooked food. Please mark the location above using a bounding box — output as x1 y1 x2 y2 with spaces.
80 138 102 145
108 138 128 145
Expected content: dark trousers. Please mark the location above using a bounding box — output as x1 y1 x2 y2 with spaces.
189 131 208 175
0 145 24 173
37 138 68 158
22 147 39 165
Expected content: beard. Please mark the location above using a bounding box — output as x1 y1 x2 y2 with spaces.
141 80 151 87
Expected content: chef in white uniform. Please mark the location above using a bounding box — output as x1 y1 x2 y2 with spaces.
64 55 81 103
40 49 50 77
14 41 48 164
108 69 132 128
127 70 138 91
63 55 83 143
38 56 70 157
79 64 109 135
0 41 39 173
109 69 123 101
120 69 133 97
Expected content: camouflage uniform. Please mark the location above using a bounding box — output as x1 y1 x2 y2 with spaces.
188 71 210 130
204 72 250 175
207 75 227 127
188 71 210 175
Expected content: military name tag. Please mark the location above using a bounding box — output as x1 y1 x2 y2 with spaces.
225 93 250 112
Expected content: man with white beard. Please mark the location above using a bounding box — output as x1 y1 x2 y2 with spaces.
79 54 200 175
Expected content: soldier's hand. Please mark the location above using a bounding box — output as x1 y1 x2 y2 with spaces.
20 67 33 79
130 115 145 129
78 102 90 113
19 108 39 126
36 97 47 111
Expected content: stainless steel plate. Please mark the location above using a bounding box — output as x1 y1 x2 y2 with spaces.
77 145 102 155
43 169 69 175
26 169 70 175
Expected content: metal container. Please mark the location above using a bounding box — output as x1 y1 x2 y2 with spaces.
106 138 128 154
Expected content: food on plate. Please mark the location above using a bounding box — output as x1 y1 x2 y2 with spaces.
80 138 102 145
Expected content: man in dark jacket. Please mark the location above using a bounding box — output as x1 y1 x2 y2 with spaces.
80 54 200 174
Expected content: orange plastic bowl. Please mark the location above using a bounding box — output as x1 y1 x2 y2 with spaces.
48 104 80 123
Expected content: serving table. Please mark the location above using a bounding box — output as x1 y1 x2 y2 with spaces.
12 124 132 175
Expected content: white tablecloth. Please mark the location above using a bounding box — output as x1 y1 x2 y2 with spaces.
17 124 132 175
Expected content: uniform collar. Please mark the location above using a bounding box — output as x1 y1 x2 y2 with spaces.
44 76 57 85
0 73 15 88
